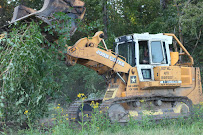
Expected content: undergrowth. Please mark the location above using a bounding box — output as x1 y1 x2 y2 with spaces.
1 94 202 135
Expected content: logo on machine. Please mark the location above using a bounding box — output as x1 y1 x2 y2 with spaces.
130 76 137 83
96 50 125 67
69 46 78 53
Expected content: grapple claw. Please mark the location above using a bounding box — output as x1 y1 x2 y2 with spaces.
1 0 85 39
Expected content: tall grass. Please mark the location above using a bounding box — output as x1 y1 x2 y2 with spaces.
1 97 203 135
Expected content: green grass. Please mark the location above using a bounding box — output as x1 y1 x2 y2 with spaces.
1 103 203 135
100 124 202 135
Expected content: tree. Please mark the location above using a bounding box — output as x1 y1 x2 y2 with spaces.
103 0 108 39
0 22 59 123
0 0 14 26
180 1 203 79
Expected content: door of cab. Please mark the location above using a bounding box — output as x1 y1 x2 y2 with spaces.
137 40 168 82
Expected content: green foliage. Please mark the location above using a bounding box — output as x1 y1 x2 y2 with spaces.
0 0 15 26
0 10 106 124
181 2 203 36
46 12 72 47
0 22 59 123
179 1 203 83
56 64 106 102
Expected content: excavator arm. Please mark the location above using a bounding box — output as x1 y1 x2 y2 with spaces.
66 31 132 75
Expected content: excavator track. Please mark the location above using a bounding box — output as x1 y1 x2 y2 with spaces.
67 98 103 121
67 101 82 121
68 96 193 123
100 96 193 123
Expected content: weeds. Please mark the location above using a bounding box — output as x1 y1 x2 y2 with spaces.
77 93 87 133
24 110 34 134
3 94 203 135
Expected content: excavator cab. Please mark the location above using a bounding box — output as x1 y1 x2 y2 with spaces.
114 33 172 82
113 32 201 93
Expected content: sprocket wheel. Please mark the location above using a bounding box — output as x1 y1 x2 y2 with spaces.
108 104 127 122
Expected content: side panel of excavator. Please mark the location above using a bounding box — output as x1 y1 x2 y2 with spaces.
104 66 202 104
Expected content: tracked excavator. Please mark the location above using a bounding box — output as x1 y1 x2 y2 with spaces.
1 0 202 123
66 31 203 123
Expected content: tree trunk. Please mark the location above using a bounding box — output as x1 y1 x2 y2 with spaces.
103 0 108 39
160 0 166 9
173 27 178 52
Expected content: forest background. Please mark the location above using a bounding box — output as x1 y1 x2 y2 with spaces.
0 0 202 124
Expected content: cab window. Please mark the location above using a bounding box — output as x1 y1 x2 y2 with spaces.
139 41 149 64
151 41 165 64
118 42 135 66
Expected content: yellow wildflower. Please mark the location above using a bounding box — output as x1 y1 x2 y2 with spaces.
24 110 28 115
140 100 145 103
58 104 60 106
66 114 68 116
77 93 87 100
66 118 69 120
100 111 102 113
71 117 76 120
77 93 84 98
90 101 99 109
56 106 60 109
90 101 95 106
94 102 99 109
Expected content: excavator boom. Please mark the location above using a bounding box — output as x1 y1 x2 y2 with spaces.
66 31 132 75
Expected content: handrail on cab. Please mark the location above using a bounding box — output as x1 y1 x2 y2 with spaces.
164 33 194 66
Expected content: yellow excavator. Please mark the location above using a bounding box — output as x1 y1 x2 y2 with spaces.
1 0 202 123
66 31 203 122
